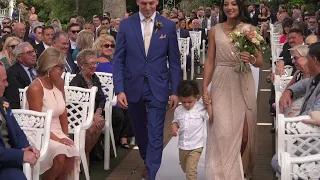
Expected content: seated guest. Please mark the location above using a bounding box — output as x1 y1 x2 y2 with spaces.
1 36 20 69
279 17 294 44
69 49 106 165
97 25 109 38
191 19 207 44
4 42 37 109
52 31 79 74
305 34 319 45
28 26 43 49
93 36 134 148
36 26 54 58
26 47 80 179
307 16 318 35
170 16 192 70
180 19 187 29
283 45 311 117
72 30 94 61
276 28 305 76
0 61 40 180
280 42 320 116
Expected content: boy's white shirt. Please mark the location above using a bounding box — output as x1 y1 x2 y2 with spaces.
172 101 208 150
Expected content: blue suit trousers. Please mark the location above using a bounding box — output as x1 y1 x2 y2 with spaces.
128 79 167 180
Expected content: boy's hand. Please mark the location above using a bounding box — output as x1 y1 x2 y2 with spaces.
171 123 179 136
203 93 211 106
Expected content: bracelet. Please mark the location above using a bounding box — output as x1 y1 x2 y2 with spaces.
250 55 257 65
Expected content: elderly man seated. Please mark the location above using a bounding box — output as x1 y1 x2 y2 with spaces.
280 42 320 116
272 42 320 174
0 62 39 179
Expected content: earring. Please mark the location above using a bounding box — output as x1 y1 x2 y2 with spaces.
47 71 50 77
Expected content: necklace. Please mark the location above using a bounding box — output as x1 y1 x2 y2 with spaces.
81 72 94 87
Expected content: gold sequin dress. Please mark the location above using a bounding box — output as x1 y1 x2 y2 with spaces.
205 23 257 179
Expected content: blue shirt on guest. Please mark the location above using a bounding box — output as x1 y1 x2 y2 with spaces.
96 61 113 74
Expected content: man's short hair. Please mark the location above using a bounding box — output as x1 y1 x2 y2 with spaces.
101 17 110 23
14 42 32 57
170 16 179 20
2 26 12 32
52 31 69 42
66 23 80 31
308 42 320 62
33 26 43 34
42 26 54 34
93 15 101 20
288 28 303 36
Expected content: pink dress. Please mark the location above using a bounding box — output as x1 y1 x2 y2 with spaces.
279 34 287 44
27 79 80 175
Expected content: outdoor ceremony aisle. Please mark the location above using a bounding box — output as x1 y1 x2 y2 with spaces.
102 50 275 180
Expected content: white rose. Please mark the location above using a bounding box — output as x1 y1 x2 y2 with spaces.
235 42 240 47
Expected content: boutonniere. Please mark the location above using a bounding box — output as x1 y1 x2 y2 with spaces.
2 101 9 114
154 20 163 34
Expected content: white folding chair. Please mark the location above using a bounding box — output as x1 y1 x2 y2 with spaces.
189 31 206 75
280 152 320 180
94 72 118 170
19 87 28 109
178 37 190 80
274 75 293 92
13 109 53 180
277 114 320 175
64 72 76 86
65 86 97 180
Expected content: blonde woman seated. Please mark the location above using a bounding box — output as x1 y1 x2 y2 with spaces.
282 45 311 117
0 36 20 69
93 35 134 148
72 30 94 61
26 47 80 180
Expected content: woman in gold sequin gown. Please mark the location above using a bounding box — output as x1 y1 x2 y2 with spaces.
202 0 263 179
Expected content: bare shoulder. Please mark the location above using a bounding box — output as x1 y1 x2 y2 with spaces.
26 80 43 96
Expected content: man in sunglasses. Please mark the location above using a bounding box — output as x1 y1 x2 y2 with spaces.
66 23 80 54
4 42 37 109
1 18 11 28
0 26 12 38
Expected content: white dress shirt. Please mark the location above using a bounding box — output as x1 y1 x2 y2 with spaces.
207 17 212 30
43 42 50 49
139 11 156 40
70 39 76 50
173 101 208 150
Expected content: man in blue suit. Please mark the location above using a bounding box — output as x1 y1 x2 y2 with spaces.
0 63 39 180
113 0 181 179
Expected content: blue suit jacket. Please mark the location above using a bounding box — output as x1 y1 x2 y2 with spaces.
113 13 181 103
0 98 29 166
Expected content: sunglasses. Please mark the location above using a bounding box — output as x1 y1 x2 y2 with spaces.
102 44 115 48
102 23 109 26
84 61 100 67
71 30 81 34
8 44 18 49
2 22 10 25
2 31 11 34
21 49 37 56
55 64 66 71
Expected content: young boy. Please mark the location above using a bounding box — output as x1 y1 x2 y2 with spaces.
171 80 213 180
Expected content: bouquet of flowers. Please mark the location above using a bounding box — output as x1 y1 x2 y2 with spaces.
230 24 264 73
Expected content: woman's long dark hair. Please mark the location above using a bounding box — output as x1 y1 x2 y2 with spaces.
219 0 249 25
